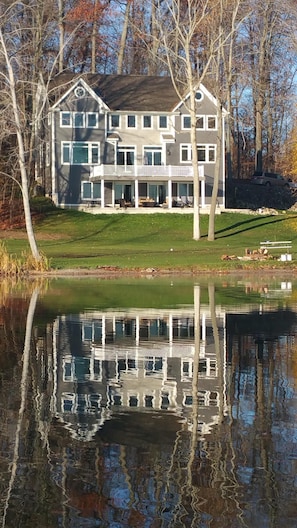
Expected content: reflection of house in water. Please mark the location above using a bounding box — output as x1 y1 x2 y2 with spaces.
51 305 226 441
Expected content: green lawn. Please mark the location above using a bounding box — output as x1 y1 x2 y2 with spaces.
4 203 297 271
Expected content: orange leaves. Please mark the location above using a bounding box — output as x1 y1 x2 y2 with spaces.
66 0 108 24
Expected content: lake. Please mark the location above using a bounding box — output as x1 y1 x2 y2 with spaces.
0 275 296 527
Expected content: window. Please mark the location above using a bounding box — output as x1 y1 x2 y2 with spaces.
207 116 217 130
159 115 168 129
127 115 136 128
81 181 101 200
60 111 98 128
197 144 216 162
181 144 191 162
182 116 191 129
74 112 85 128
62 142 100 164
110 114 120 128
87 113 98 128
117 146 135 168
196 116 205 129
144 146 162 165
75 86 85 98
143 115 152 128
180 144 216 163
195 90 204 101
61 112 71 127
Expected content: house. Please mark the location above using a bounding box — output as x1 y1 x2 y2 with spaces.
44 74 225 211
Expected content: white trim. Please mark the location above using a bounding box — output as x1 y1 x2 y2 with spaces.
126 114 137 128
206 115 217 130
51 77 109 111
172 83 220 112
61 141 100 165
158 115 169 130
180 143 217 163
142 115 152 129
110 114 121 129
60 111 99 129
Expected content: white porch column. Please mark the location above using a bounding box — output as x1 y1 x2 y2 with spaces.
134 179 139 208
199 166 205 208
101 179 105 208
168 179 172 209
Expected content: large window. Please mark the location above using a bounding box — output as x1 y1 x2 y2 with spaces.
117 146 135 168
182 114 217 130
60 111 98 128
144 146 162 165
62 142 100 164
180 144 216 163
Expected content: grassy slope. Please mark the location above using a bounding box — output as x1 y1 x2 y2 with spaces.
4 207 297 271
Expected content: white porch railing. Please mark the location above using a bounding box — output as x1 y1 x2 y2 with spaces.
90 164 195 178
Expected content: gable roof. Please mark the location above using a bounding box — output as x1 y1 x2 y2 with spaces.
49 73 186 112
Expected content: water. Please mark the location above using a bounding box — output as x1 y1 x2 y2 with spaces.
0 276 296 527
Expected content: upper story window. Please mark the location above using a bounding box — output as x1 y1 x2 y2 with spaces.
182 116 191 129
74 112 85 128
127 115 136 128
143 115 152 128
110 114 120 128
144 146 162 165
207 116 217 130
61 112 71 127
87 113 98 128
181 144 192 162
159 115 168 129
196 116 205 129
60 111 98 128
117 146 135 167
197 144 216 162
62 141 100 164
180 144 216 163
195 90 204 102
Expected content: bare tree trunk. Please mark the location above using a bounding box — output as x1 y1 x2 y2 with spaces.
57 0 65 73
208 103 222 240
0 29 41 261
91 0 99 73
117 1 130 74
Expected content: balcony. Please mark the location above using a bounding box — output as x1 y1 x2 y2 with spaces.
90 164 195 179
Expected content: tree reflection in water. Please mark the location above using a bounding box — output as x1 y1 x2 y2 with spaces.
0 278 296 527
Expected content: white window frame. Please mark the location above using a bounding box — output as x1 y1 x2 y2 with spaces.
143 146 162 165
197 144 216 163
206 115 217 130
87 112 99 128
73 112 85 128
158 115 168 129
60 111 72 127
61 141 100 165
110 114 120 128
127 114 136 128
60 111 99 128
196 115 205 129
81 181 101 201
117 145 136 169
180 143 216 163
142 115 152 129
182 115 191 129
180 144 192 162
